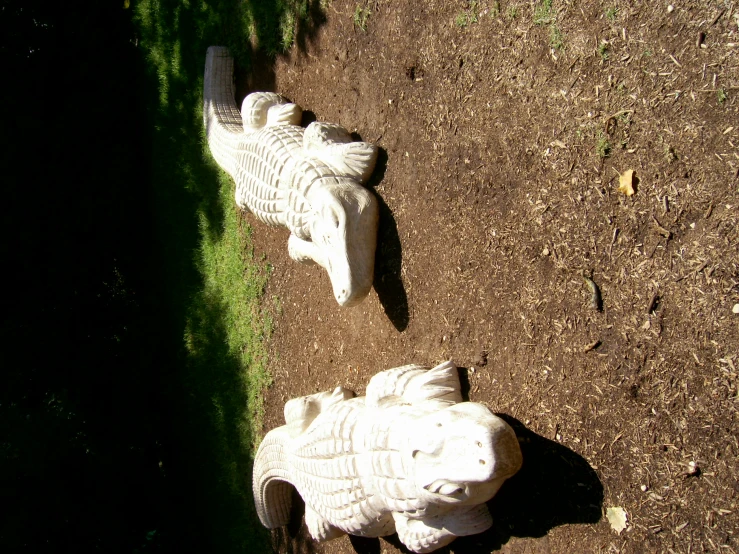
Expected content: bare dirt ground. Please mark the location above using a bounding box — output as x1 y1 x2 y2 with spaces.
241 1 739 552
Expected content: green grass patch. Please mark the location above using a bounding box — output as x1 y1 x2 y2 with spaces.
186 169 275 453
596 132 612 158
353 3 371 31
130 0 321 549
455 0 479 28
533 0 563 50
533 0 554 25
550 24 564 50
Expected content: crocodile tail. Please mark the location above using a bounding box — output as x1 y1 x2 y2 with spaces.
253 426 295 529
203 46 243 179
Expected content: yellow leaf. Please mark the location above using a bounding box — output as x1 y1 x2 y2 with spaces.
606 506 628 534
618 169 635 196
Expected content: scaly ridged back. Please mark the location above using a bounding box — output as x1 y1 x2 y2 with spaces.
288 401 427 530
232 125 304 228
288 401 379 533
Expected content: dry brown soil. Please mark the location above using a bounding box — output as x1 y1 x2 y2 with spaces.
240 1 739 552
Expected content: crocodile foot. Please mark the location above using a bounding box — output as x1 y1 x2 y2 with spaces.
305 505 345 542
288 233 322 266
392 504 493 553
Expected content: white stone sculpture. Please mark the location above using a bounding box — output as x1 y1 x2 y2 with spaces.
203 46 379 307
253 362 523 553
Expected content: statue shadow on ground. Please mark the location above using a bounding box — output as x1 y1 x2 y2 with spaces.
239 0 327 95
365 147 410 332
294 0 328 54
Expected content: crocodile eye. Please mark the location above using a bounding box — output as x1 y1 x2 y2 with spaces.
476 441 482 448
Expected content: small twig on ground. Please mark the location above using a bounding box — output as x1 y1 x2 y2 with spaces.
651 215 672 239
675 260 709 282
609 227 619 258
609 432 623 455
647 292 660 314
711 8 726 25
604 109 633 129
582 340 601 353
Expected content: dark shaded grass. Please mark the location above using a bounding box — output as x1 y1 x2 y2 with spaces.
1 0 325 552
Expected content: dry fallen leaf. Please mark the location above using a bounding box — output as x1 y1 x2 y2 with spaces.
618 169 635 196
606 506 629 534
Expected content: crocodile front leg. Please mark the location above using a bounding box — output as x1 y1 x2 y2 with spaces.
305 505 345 542
288 233 325 267
392 504 493 553
392 513 456 554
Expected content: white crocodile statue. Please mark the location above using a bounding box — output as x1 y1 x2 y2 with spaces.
253 361 523 553
203 46 379 307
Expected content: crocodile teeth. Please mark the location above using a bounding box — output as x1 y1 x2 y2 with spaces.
424 479 444 493
439 483 463 496
424 479 463 496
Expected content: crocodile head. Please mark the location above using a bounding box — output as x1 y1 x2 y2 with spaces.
306 180 379 307
408 402 523 506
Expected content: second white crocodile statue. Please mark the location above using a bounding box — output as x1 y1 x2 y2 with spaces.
203 46 379 307
253 361 523 552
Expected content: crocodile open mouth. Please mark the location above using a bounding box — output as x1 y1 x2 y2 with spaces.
424 479 465 497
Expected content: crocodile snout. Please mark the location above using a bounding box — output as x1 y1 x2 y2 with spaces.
333 279 368 307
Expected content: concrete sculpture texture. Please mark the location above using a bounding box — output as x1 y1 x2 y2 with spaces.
203 46 379 307
253 361 523 553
